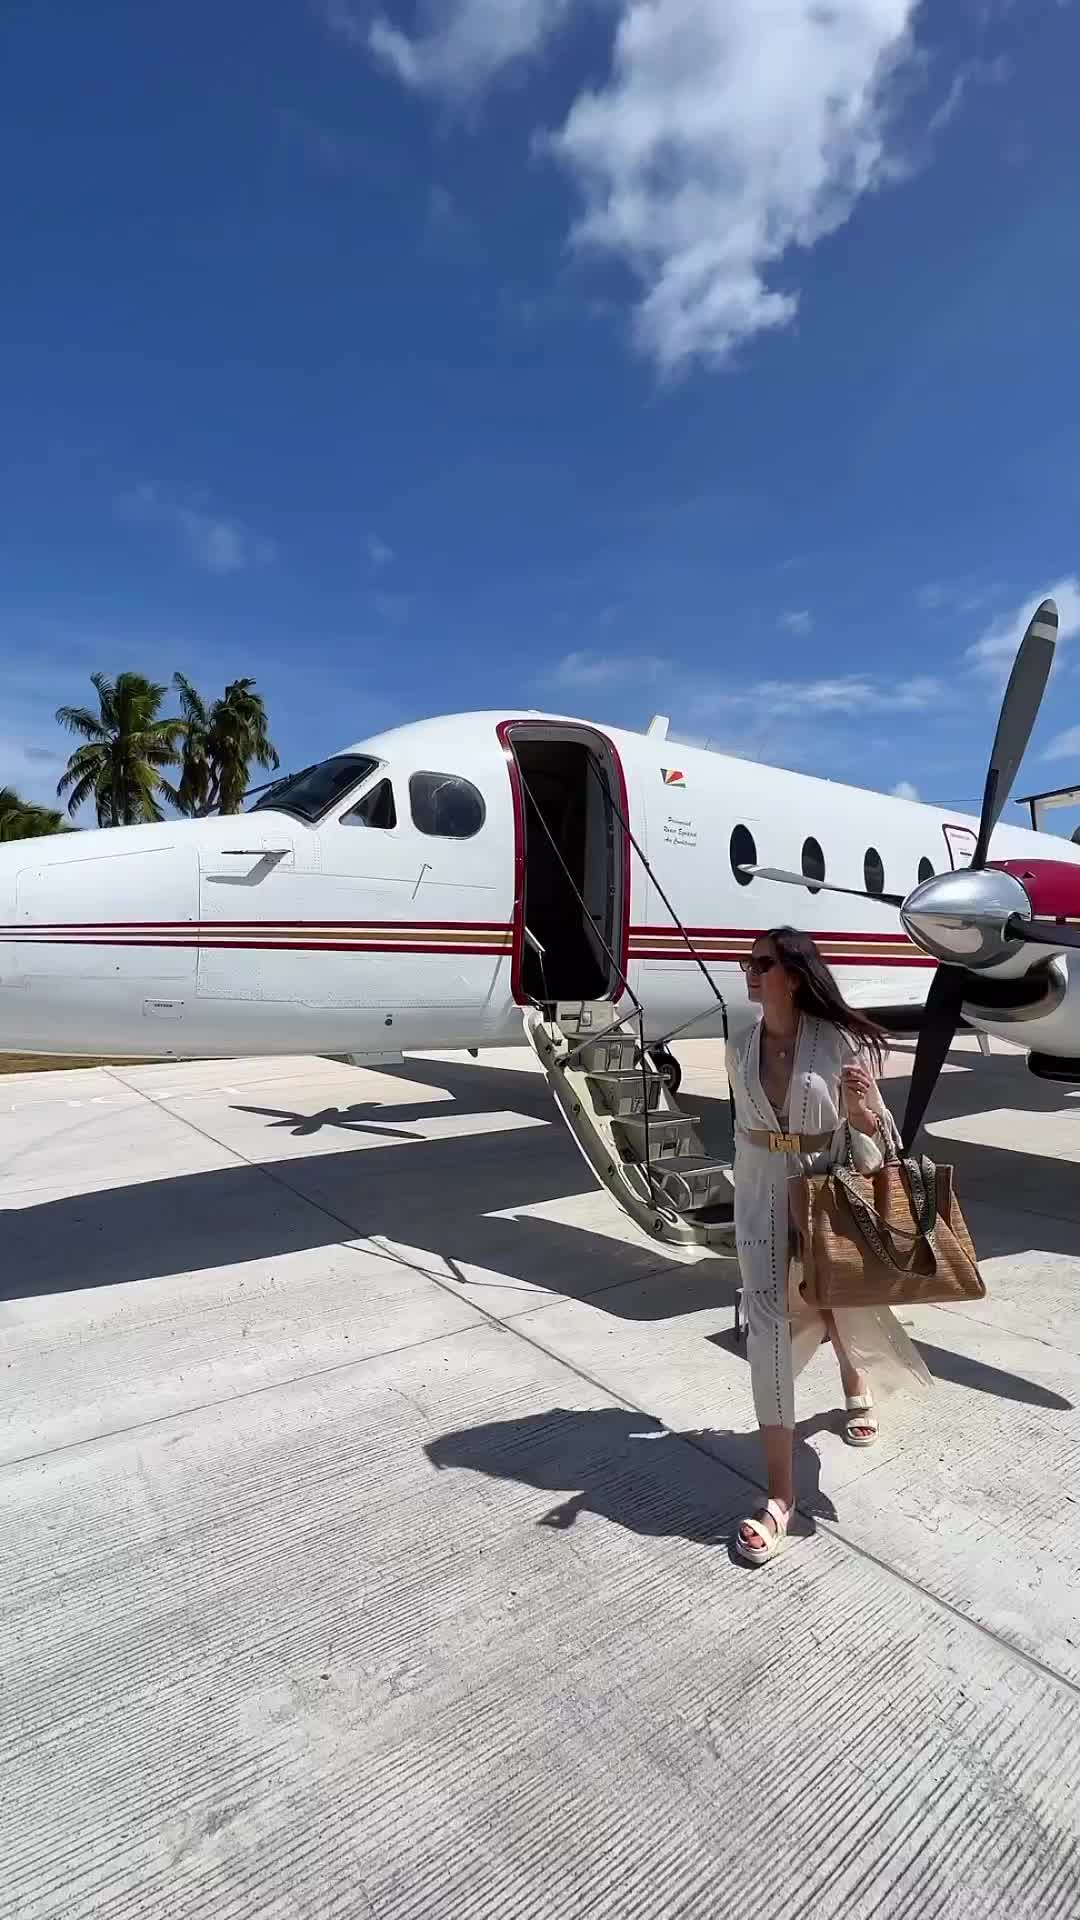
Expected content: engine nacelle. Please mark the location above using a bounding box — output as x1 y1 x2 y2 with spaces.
1028 1051 1080 1084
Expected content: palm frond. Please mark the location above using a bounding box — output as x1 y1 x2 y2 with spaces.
55 704 108 742
173 672 210 728
61 770 100 818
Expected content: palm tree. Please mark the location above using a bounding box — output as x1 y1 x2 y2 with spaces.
56 673 184 826
0 786 72 842
211 678 280 814
169 673 214 817
169 674 279 816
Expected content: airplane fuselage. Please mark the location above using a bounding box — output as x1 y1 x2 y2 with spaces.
2 710 1080 1067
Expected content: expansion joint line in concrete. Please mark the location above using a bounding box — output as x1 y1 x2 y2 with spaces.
89 1070 1080 1709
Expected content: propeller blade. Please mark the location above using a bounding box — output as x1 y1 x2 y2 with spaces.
739 866 905 908
1007 916 1080 954
901 967 968 1151
972 599 1057 869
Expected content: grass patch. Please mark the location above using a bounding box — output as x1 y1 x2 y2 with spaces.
0 1054 157 1075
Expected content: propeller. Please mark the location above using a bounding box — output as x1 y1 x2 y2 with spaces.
971 604 1057 868
900 966 968 1152
900 599 1060 1144
1005 916 1080 954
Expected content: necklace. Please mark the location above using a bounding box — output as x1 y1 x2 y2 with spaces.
765 1023 798 1063
760 1029 795 1059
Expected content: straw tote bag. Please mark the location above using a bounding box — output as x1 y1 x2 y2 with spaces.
790 1126 985 1312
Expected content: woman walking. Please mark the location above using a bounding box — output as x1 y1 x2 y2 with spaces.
728 926 929 1566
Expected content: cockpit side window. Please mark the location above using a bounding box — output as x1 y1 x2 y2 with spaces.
409 772 485 840
341 779 397 830
250 755 379 823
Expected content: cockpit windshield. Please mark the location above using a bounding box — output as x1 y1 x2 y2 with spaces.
249 754 379 824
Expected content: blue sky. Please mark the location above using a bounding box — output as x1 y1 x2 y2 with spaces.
3 0 1079 829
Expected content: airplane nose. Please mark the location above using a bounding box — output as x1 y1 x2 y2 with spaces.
0 828 200 1056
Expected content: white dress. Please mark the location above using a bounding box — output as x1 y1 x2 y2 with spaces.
726 1014 931 1428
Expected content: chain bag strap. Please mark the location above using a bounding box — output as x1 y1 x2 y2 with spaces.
838 1115 939 1279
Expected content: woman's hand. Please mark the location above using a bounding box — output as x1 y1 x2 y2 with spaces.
841 1061 878 1136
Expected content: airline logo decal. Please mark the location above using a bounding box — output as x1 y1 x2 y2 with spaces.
661 769 686 788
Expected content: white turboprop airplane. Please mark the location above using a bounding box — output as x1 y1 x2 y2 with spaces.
2 598 1078 1250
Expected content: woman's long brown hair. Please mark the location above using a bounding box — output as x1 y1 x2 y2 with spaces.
761 926 888 1075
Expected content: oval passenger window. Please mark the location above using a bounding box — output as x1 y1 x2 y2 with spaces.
410 772 486 840
918 857 935 885
801 836 826 894
863 847 885 897
730 823 757 887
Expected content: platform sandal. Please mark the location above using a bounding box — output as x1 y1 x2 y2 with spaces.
734 1499 790 1566
844 1392 879 1448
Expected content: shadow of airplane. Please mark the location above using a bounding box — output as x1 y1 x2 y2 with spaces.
2 1048 1075 1411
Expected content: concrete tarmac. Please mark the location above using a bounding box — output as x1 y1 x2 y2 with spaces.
2 1038 1079 1919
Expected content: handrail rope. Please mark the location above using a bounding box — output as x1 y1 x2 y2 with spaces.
583 752 737 1151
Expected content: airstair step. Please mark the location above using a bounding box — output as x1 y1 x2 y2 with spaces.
615 1111 702 1162
646 1156 734 1212
573 1034 640 1074
523 1004 734 1251
588 1068 665 1118
555 1000 620 1035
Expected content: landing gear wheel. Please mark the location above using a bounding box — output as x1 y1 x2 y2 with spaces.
651 1045 682 1097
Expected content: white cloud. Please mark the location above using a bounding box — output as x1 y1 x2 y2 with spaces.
891 779 920 801
779 609 813 636
367 531 394 567
360 1 942 370
119 485 274 576
966 577 1080 674
728 672 942 718
1044 727 1080 765
546 649 670 689
915 578 998 614
548 1 925 371
894 675 947 709
541 655 943 728
367 0 573 97
372 589 412 622
926 52 1011 137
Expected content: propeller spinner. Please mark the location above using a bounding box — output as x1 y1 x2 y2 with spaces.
741 598 1080 1148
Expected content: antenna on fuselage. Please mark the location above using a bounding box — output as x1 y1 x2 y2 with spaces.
647 715 670 740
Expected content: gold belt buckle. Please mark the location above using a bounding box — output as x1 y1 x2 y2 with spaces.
769 1131 799 1153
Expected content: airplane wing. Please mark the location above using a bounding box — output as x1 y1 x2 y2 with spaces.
842 975 933 1034
843 977 930 1011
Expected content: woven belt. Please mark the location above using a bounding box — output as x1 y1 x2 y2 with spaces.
739 1127 834 1154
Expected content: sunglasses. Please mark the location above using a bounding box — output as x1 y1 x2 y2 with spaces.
740 955 778 976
